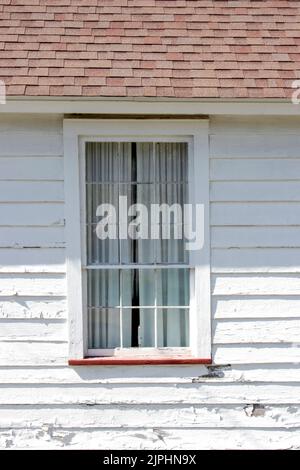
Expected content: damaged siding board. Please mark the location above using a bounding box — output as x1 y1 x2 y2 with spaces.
1 114 300 449
0 204 64 227
1 428 300 450
0 299 67 319
1 404 300 429
0 227 65 248
0 319 67 341
0 248 65 273
0 342 68 366
213 297 300 319
0 364 299 384
213 319 300 344
1 382 300 405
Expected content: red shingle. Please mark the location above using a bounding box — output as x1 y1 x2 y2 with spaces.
1 0 299 98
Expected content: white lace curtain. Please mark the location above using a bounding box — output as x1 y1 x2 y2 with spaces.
86 141 189 349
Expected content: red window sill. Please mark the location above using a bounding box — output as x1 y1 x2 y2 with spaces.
69 357 212 366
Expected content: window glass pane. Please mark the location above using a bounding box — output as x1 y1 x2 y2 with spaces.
122 269 155 306
157 269 189 306
119 183 155 264
157 309 189 347
155 143 188 182
119 142 132 182
86 142 119 182
120 183 155 210
86 183 118 224
120 142 154 183
121 237 155 264
87 224 119 265
122 308 155 347
156 183 187 208
88 308 120 348
154 183 188 264
140 308 155 347
156 235 187 264
137 143 154 183
87 269 119 307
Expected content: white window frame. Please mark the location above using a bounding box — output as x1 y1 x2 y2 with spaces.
63 119 211 360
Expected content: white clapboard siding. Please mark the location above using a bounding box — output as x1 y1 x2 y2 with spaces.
0 181 64 202
0 428 299 450
0 115 62 132
0 115 62 156
0 298 67 319
211 181 300 202
213 345 300 364
212 226 300 248
0 157 63 180
212 248 300 273
213 319 300 344
0 274 65 297
201 364 300 383
0 248 65 273
0 319 67 341
0 364 299 384
0 204 64 227
0 227 65 248
1 404 300 429
0 114 300 449
211 202 300 226
0 135 62 157
212 275 300 296
210 135 300 158
210 159 300 181
0 342 68 366
0 366 209 384
210 116 300 134
0 382 300 405
213 297 300 319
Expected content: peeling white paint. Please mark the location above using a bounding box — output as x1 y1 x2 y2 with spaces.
0 114 300 449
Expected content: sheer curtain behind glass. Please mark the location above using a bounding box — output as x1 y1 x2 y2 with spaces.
85 141 189 350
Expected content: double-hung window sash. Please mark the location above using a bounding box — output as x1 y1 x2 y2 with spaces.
85 141 190 355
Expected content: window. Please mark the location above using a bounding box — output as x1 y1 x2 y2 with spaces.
64 119 211 364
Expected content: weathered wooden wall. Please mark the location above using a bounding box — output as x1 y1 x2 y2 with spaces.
0 114 299 449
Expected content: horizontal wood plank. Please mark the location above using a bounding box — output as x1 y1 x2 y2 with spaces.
213 297 300 319
212 274 300 296
212 226 300 248
0 319 66 341
0 133 62 156
212 248 300 273
0 273 65 297
0 181 64 202
0 248 65 273
211 159 300 181
213 319 300 344
0 298 66 319
210 135 300 158
211 202 300 226
0 382 299 404
0 227 65 248
0 157 63 180
211 181 300 202
213 344 300 364
0 427 298 449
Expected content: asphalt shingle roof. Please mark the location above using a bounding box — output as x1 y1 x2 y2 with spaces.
0 0 299 98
